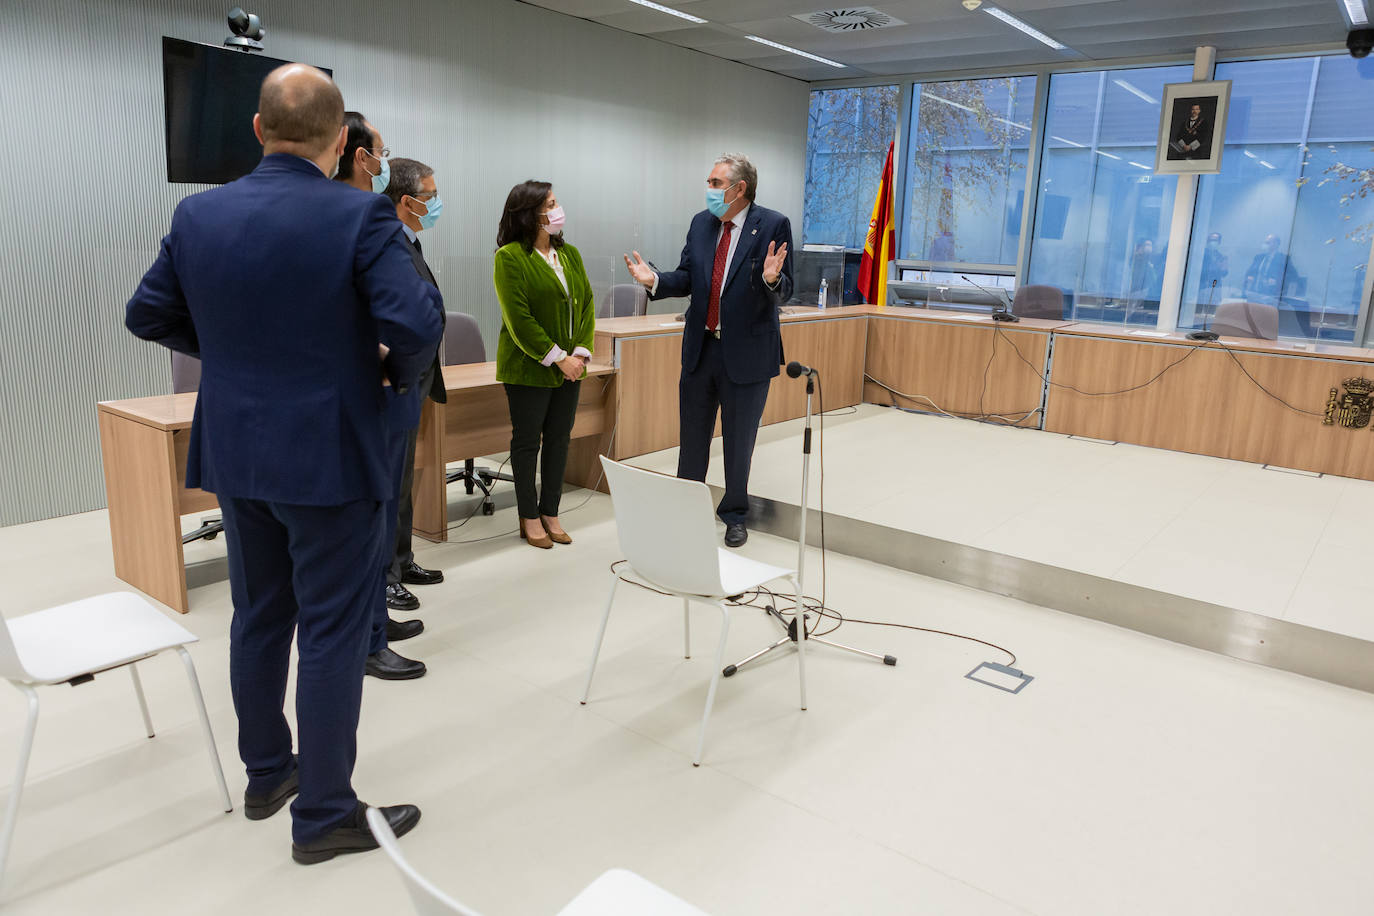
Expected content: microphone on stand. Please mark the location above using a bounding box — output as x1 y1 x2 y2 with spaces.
961 275 1019 321
786 361 817 379
1187 278 1220 341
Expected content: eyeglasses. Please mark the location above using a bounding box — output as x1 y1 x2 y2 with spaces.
367 147 391 160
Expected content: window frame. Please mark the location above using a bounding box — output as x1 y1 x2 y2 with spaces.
805 42 1374 345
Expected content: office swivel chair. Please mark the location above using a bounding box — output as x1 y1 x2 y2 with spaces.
599 283 648 319
170 352 223 544
442 312 513 516
1211 300 1279 340
1011 284 1066 320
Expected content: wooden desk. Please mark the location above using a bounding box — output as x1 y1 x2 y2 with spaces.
410 362 617 542
97 362 617 610
1045 325 1374 478
97 394 215 614
862 308 1073 427
592 306 869 459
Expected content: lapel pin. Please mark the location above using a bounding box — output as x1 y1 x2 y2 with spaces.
751 228 758 235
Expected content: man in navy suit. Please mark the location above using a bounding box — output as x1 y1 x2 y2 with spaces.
333 111 430 681
125 65 442 864
625 154 793 547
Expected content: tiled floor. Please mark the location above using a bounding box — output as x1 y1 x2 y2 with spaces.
629 403 1374 643
1 435 1372 914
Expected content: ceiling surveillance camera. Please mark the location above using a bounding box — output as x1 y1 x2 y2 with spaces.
225 7 265 51
962 0 983 9
1349 28 1374 59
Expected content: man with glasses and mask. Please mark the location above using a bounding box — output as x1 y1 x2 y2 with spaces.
336 110 391 194
624 153 793 548
377 158 447 656
334 114 430 680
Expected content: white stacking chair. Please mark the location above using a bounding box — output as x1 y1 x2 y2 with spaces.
580 457 805 767
366 807 709 915
0 592 232 890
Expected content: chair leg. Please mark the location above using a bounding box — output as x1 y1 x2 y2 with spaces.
693 604 731 767
129 664 155 738
580 573 620 705
0 684 39 895
791 575 807 712
682 598 691 659
175 648 233 814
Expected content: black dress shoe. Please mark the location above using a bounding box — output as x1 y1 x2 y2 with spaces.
385 582 420 611
724 523 748 548
400 562 444 586
365 647 427 680
292 801 421 865
387 617 423 641
245 765 299 821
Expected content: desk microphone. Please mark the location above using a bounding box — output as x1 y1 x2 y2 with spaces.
786 360 817 379
1187 278 1220 341
961 275 1019 322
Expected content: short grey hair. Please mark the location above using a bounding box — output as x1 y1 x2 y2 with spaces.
715 153 757 202
384 157 435 205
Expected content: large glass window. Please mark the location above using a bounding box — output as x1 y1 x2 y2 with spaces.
902 76 1037 267
1179 56 1374 342
1026 65 1193 325
803 86 900 249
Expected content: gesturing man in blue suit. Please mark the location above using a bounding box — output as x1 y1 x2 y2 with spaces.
125 64 442 864
625 153 793 547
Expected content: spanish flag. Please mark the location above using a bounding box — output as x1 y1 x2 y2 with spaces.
857 141 896 308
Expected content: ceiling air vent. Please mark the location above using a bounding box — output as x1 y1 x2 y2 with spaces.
793 7 906 32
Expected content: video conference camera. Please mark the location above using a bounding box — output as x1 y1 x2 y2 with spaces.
225 7 265 52
1349 28 1373 59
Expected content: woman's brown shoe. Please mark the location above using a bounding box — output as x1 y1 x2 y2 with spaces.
519 522 553 549
540 516 572 545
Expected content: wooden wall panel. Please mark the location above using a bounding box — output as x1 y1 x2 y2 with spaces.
862 317 1049 426
1045 335 1374 479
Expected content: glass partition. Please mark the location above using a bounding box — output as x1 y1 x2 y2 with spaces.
902 75 1037 268
803 85 901 249
1179 55 1374 342
1025 65 1192 325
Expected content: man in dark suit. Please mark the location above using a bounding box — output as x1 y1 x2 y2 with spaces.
625 154 793 547
125 65 442 864
376 158 448 662
1243 233 1297 303
1169 103 1211 160
333 112 429 680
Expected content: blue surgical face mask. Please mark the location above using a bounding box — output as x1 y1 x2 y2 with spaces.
369 155 390 194
410 194 442 231
705 181 739 219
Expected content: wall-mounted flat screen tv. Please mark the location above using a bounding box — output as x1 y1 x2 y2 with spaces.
162 36 332 184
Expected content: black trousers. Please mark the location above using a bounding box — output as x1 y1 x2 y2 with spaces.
677 333 771 525
386 426 419 586
505 380 581 519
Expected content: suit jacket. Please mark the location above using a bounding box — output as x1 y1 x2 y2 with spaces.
385 235 448 434
651 204 794 384
125 153 444 505
493 241 597 388
1244 251 1294 299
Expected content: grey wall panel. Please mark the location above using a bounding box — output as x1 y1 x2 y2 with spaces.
0 0 807 526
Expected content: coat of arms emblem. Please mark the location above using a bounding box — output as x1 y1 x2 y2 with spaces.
1323 378 1374 429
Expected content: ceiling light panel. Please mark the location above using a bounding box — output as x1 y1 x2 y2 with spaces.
624 0 707 24
983 6 1068 51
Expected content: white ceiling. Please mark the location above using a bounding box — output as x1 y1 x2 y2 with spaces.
517 0 1354 82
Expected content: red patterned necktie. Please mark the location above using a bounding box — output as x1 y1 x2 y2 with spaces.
706 220 734 332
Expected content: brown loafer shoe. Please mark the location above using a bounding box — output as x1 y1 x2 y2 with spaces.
540 517 572 545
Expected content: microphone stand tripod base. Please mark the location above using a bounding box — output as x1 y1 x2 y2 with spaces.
1187 330 1219 341
721 372 897 688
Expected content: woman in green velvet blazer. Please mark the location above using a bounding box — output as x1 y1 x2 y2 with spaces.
493 180 596 548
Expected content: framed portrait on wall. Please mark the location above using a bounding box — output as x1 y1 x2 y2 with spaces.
1153 79 1231 175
